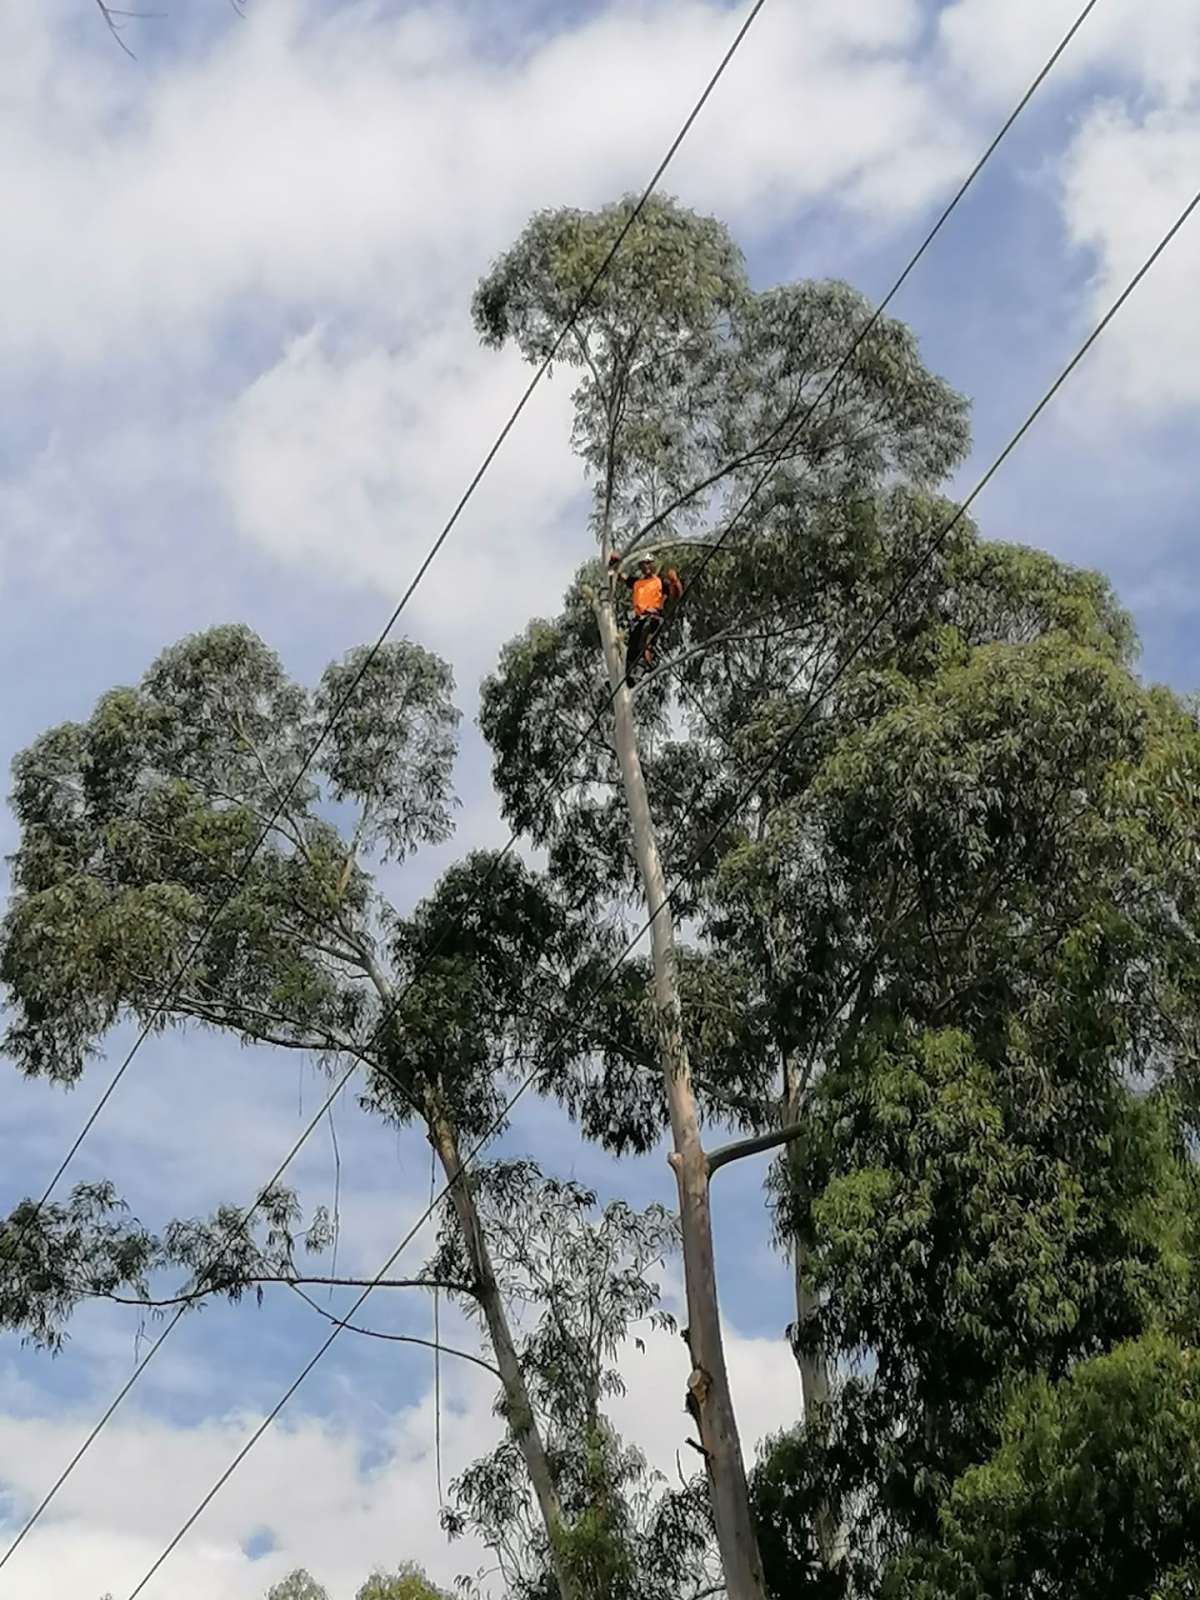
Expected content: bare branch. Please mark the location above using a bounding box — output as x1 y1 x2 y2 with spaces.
94 0 138 58
91 1272 474 1310
289 1286 501 1377
706 1120 806 1179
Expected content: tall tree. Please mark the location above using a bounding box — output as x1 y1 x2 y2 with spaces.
356 1566 451 1600
475 193 969 1596
725 514 1200 1591
0 626 623 1600
262 1564 450 1599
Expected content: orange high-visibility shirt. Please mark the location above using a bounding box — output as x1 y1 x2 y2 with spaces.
631 574 665 616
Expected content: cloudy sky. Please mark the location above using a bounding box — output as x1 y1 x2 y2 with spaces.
1 0 1197 1595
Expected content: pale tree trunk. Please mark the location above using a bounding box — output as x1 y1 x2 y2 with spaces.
349 925 580 1597
427 1099 582 1600
782 1062 843 1570
592 575 768 1600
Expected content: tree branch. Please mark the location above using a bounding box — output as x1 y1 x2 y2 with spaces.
571 324 611 416
146 989 373 1072
91 1272 474 1310
618 410 802 559
706 1120 806 1179
289 1285 501 1377
94 0 138 56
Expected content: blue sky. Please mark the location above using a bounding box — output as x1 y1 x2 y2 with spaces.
1 0 1198 1595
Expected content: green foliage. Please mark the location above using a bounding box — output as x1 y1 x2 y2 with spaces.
438 1165 713 1600
0 1182 156 1349
478 196 971 923
1 624 458 1084
0 626 627 1361
750 1426 848 1600
260 1567 448 1600
314 642 459 861
784 1030 1192 1531
476 194 1200 1600
355 1564 450 1600
706 499 1200 1593
372 849 619 1137
266 1571 330 1600
0 1173 338 1345
474 195 968 546
884 1335 1200 1599
474 193 749 532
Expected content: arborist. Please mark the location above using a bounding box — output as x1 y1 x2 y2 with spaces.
608 549 683 686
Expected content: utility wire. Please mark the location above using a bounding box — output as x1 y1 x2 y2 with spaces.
617 0 1104 649
10 0 773 1232
121 185 1200 1600
0 3 1098 1566
0 2 772 1570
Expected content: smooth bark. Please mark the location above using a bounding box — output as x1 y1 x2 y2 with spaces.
427 1099 580 1600
593 572 767 1600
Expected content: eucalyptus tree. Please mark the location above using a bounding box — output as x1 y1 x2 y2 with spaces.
264 1566 450 1600
0 624 626 1600
436 1163 714 1600
474 192 969 1595
355 1567 452 1600
702 513 1200 1590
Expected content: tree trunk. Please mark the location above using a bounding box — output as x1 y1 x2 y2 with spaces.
782 1064 832 1421
593 581 768 1600
782 1063 843 1569
354 944 578 1595
427 1100 581 1600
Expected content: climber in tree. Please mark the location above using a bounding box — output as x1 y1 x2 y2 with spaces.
608 550 683 686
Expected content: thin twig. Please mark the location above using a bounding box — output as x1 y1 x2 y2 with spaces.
94 0 137 56
288 1285 500 1377
89 1273 472 1310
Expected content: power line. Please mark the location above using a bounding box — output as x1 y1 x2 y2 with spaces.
15 0 1096 1231
491 0 1105 773
0 2 1096 1564
121 184 1200 1600
613 0 1105 716
12 0 774 1231
0 2 773 1570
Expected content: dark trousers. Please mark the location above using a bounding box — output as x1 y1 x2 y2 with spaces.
625 611 663 682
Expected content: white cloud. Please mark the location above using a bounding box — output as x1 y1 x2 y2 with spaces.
930 0 1200 436
1056 101 1200 422
937 0 1200 110
214 317 584 660
0 1319 799 1600
2 0 967 373
1 0 977 619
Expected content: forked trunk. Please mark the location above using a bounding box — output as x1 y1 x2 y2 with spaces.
593 584 767 1600
427 1099 581 1600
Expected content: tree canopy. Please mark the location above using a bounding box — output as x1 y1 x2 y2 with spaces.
5 193 1200 1600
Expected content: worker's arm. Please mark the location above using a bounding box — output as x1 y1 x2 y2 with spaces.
664 568 683 602
607 554 636 590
